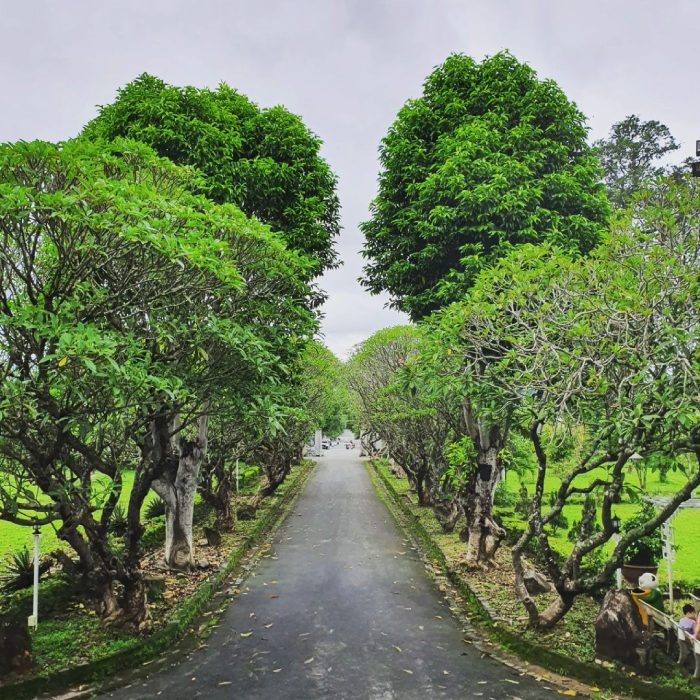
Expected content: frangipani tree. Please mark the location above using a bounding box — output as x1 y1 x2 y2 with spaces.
0 138 315 622
440 176 699 627
347 327 459 519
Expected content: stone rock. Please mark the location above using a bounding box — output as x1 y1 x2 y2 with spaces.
196 559 212 571
0 614 32 677
203 527 222 547
595 590 651 668
523 569 553 595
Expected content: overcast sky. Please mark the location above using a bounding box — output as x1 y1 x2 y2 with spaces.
1 1 698 358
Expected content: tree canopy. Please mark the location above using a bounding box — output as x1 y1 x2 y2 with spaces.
83 73 341 279
593 115 680 210
361 51 610 320
0 137 318 620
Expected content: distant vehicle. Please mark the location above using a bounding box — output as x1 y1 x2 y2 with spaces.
321 438 330 450
345 441 355 450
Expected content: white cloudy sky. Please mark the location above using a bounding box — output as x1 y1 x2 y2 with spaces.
1 1 698 357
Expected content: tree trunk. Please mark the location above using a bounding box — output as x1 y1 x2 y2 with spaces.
120 575 149 627
458 442 506 568
434 499 461 533
152 403 210 572
212 480 235 532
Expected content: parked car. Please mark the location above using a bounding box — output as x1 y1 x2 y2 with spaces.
321 438 330 450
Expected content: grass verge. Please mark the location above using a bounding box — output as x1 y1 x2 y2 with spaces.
366 458 699 700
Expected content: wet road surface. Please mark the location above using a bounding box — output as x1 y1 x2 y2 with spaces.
102 446 552 699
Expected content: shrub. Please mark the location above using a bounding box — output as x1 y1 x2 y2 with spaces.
145 496 167 521
0 547 51 592
108 503 128 536
622 502 666 566
493 481 516 508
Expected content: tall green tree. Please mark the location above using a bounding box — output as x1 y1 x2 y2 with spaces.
593 115 679 210
83 74 341 280
361 51 610 321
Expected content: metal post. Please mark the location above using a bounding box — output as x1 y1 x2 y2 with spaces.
613 533 622 589
314 428 322 457
30 523 40 629
663 520 675 615
235 459 239 494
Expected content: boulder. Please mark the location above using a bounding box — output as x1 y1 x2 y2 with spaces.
595 590 651 668
523 569 553 595
0 614 32 677
203 527 222 547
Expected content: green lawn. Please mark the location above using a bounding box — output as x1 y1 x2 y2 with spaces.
0 471 161 561
503 467 700 587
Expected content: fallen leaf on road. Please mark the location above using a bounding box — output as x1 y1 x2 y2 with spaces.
273 669 282 673
304 657 315 664
558 692 576 696
270 581 278 584
264 623 273 628
402 669 413 674
435 615 443 620
393 645 402 652
590 689 600 693
218 681 232 686
443 670 450 675
438 585 446 591
240 632 252 638
270 595 279 599
249 613 255 618
477 681 487 684
504 679 519 684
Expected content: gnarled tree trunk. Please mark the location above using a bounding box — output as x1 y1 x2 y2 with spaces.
458 414 507 569
152 402 210 572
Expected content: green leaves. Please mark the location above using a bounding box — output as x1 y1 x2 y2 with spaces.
83 74 340 279
361 51 610 320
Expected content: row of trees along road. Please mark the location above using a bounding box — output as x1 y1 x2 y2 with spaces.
356 50 699 627
0 76 345 626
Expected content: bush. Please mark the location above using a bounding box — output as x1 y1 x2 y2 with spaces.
0 547 51 592
145 496 166 521
622 502 666 565
494 481 516 508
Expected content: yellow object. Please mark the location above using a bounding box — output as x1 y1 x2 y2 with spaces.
630 588 653 624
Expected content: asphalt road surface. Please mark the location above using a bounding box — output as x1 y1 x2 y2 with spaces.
102 445 553 699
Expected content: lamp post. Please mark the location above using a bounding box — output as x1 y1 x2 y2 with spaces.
611 513 622 589
29 522 40 629
692 140 700 178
